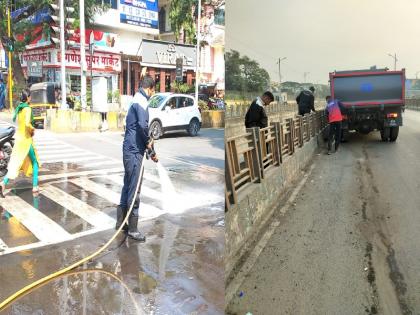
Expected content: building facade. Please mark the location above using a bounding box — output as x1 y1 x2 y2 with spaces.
17 0 225 101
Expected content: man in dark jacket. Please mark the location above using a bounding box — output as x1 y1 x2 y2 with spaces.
245 91 274 128
296 86 315 116
117 75 158 242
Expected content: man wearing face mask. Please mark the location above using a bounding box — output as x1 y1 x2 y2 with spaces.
116 75 158 242
245 91 274 128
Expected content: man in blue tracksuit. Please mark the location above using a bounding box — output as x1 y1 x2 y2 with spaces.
116 75 158 241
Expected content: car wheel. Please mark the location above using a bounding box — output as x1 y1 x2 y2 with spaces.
381 127 390 141
188 119 200 137
150 121 162 140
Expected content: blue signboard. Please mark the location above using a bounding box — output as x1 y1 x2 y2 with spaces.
120 0 158 29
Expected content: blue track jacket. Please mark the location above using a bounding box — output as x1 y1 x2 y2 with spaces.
123 89 150 155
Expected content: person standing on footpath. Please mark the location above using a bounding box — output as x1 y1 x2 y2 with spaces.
296 86 316 116
245 91 274 128
325 95 345 155
116 75 158 242
0 90 40 197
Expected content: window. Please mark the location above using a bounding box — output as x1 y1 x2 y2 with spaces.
214 8 225 26
159 7 166 32
99 0 117 9
176 97 193 109
149 95 165 108
70 75 81 92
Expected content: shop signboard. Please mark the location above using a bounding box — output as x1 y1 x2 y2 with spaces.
119 0 158 29
27 61 43 77
21 48 121 73
140 40 196 69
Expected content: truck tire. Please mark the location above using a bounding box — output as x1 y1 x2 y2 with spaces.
390 127 399 142
381 127 390 141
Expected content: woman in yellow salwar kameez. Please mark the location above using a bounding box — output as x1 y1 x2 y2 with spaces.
0 90 40 198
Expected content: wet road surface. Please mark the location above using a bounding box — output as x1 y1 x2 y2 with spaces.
226 110 420 315
0 123 224 314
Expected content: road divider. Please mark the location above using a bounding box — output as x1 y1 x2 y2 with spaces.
43 109 225 133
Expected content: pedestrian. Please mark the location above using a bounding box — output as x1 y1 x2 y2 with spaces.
0 79 6 111
325 95 345 154
245 91 274 128
296 86 316 116
0 89 40 197
116 75 158 242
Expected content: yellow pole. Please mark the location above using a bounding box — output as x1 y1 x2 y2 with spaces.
6 4 13 110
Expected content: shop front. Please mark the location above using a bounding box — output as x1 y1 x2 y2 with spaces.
20 47 121 103
138 39 197 93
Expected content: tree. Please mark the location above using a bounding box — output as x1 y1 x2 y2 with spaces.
225 49 270 93
168 0 197 44
0 0 107 95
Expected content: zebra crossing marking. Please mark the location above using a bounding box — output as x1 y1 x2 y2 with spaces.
107 174 163 201
3 195 73 242
40 184 115 228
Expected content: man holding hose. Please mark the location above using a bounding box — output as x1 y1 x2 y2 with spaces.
116 75 158 241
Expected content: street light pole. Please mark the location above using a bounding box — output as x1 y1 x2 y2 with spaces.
194 0 201 104
59 0 67 109
80 0 87 111
6 1 13 110
388 53 398 71
277 57 286 85
304 72 310 84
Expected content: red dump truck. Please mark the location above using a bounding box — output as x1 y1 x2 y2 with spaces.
330 68 405 141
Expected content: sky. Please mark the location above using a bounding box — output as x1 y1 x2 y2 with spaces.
226 0 420 84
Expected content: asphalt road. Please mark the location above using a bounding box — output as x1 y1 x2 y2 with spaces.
227 110 420 315
0 123 224 315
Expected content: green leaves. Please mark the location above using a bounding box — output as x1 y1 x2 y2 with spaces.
169 0 197 44
226 50 270 93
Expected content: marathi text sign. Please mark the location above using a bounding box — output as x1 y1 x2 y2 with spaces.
61 50 121 72
21 49 121 73
120 0 158 29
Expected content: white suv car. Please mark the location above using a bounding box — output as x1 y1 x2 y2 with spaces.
148 93 202 140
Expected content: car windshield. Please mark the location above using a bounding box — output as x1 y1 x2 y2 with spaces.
148 95 166 108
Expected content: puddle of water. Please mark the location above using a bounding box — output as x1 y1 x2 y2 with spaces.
0 206 39 248
13 188 92 234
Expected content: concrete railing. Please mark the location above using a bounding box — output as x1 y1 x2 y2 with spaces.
226 111 326 209
225 110 327 284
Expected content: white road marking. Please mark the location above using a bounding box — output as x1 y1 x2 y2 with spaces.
225 163 316 304
41 156 102 163
71 176 165 221
83 160 122 168
3 196 72 243
39 151 91 159
107 174 163 200
0 226 111 256
38 168 124 181
0 238 8 251
41 184 115 228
